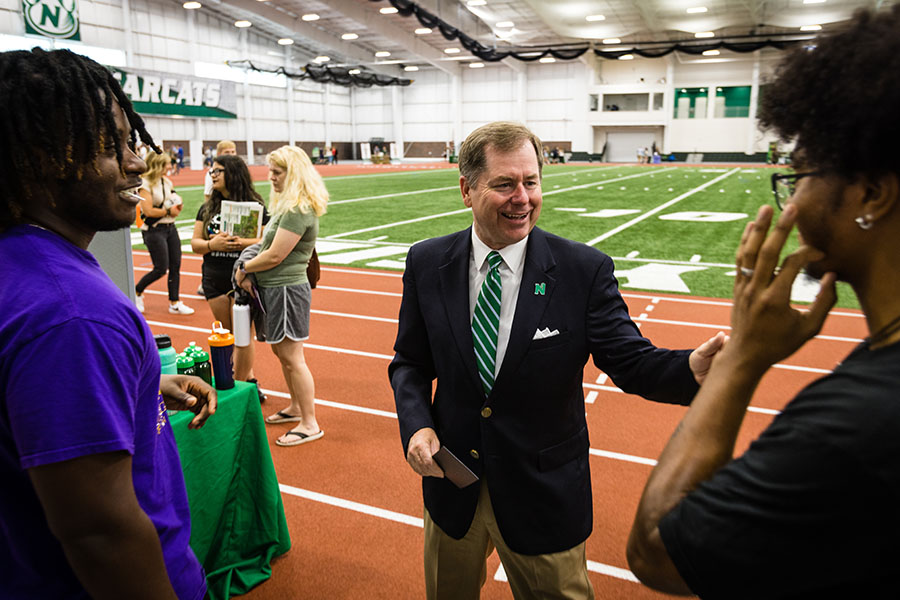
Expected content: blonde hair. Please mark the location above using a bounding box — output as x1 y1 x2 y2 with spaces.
143 151 170 184
266 145 328 217
216 139 236 154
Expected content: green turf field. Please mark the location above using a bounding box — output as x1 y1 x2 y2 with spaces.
137 164 858 309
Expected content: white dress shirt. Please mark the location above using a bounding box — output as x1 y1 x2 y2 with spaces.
469 229 529 378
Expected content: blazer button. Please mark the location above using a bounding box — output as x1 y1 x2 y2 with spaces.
469 449 480 459
481 407 492 418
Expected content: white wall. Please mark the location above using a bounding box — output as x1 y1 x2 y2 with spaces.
0 0 792 158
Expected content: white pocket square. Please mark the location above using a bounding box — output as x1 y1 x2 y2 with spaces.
532 327 560 340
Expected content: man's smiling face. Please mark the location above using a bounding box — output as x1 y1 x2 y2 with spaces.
461 140 542 250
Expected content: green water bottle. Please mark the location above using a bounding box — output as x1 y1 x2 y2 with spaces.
176 353 196 377
192 350 213 386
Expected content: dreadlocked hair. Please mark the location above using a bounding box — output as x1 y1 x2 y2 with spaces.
201 154 265 238
758 5 900 177
0 48 158 230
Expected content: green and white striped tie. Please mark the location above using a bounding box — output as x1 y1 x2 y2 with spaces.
473 251 503 396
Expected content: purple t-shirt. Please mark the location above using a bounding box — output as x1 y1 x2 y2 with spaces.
0 225 205 599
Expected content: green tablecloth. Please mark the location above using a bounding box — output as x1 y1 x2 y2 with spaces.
170 381 291 600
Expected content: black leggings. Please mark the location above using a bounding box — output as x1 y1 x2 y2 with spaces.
135 223 182 301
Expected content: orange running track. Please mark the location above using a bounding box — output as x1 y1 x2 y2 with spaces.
135 245 867 599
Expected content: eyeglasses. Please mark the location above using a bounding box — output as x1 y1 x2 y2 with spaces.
210 168 225 176
770 171 823 209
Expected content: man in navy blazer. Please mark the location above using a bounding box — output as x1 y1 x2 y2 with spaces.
389 122 723 599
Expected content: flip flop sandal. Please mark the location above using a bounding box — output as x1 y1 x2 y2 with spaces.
265 411 302 424
275 429 324 447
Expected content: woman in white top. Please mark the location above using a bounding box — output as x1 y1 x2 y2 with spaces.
134 151 193 314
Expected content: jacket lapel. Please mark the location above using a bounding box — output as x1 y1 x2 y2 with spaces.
438 228 482 393
494 228 557 392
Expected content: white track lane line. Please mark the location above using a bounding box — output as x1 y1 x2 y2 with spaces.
278 483 642 585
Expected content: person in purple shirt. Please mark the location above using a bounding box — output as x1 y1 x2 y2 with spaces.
0 48 217 599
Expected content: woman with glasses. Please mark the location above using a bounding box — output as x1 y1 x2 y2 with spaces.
235 146 327 446
134 151 193 315
191 154 268 398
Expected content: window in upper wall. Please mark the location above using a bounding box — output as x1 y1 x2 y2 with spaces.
589 94 599 111
673 87 708 119
714 86 751 118
603 93 649 111
653 92 664 111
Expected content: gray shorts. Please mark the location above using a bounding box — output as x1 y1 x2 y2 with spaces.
258 283 311 344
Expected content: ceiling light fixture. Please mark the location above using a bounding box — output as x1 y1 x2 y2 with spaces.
539 57 556 63
183 1 201 8
702 49 720 56
618 54 634 60
415 27 432 34
467 0 487 6
444 48 461 54
349 68 361 74
803 0 826 3
496 21 514 28
234 20 251 28
277 38 293 45
686 7 708 13
800 24 822 31
602 38 621 44
314 56 330 63
404 65 419 71
585 14 605 22
380 7 399 14
469 62 485 68
375 51 391 57
694 31 715 38
301 13 319 21
342 33 358 40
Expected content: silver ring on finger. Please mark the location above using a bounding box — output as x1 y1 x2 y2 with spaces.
739 266 754 277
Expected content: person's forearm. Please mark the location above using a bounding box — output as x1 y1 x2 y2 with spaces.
244 248 285 272
58 509 178 600
627 347 765 590
191 237 212 255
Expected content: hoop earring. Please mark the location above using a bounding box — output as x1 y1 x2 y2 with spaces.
855 215 873 230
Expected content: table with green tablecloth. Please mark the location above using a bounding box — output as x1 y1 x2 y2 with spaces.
170 380 291 600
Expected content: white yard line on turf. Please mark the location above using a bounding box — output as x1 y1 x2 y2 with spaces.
586 168 740 246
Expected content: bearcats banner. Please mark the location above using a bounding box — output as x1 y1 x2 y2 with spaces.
110 66 238 119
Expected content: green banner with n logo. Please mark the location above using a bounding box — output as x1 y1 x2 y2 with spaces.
23 0 80 41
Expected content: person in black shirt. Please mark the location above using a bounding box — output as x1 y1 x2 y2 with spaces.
628 6 900 598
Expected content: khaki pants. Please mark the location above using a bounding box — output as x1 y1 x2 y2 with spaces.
424 482 594 600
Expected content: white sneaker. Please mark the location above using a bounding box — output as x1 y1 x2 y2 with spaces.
168 301 195 315
135 295 144 313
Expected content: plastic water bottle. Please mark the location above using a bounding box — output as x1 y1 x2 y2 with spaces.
176 353 196 377
192 350 213 386
208 321 235 390
155 334 177 375
232 301 251 347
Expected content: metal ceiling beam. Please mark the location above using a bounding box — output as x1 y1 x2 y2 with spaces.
289 0 461 77
213 0 402 77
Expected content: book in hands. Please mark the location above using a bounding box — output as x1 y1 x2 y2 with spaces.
432 446 479 488
221 200 264 239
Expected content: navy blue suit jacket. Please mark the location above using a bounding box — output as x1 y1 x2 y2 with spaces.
389 226 698 555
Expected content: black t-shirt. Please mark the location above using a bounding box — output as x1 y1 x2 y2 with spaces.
195 203 270 272
659 341 900 599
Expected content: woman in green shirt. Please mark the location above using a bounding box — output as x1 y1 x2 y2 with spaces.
236 145 327 446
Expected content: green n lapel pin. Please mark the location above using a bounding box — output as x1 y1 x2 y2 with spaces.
534 282 546 295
